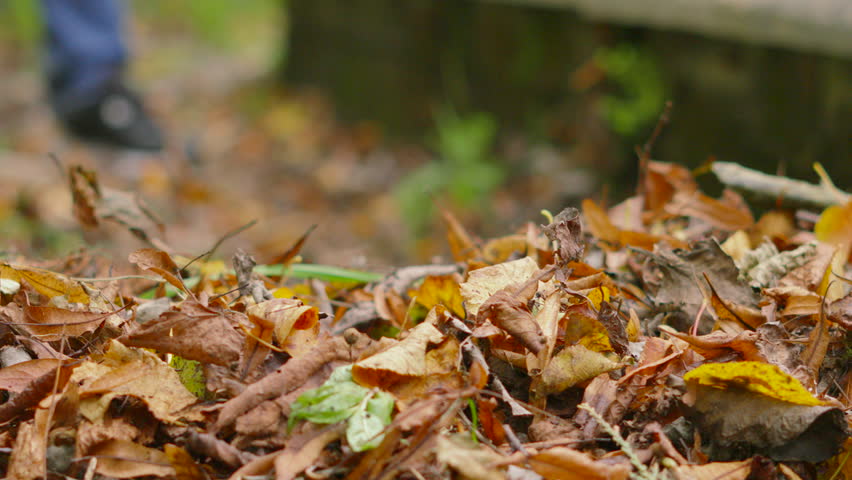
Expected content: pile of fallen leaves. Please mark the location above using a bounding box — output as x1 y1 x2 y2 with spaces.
0 160 850 480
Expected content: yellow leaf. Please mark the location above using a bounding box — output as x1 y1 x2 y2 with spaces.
684 361 823 406
409 274 465 319
164 444 205 480
815 201 852 300
0 263 89 303
198 259 226 278
564 313 612 353
823 438 852 480
626 309 641 342
586 286 610 310
537 345 620 395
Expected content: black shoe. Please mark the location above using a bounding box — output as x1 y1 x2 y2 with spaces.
56 81 164 152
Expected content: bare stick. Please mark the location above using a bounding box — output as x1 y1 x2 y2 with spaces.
712 161 850 209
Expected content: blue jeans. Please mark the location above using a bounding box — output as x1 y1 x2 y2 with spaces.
42 0 127 112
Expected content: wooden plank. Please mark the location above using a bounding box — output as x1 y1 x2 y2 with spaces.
484 0 852 57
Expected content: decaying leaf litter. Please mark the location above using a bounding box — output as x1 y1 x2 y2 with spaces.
0 158 851 480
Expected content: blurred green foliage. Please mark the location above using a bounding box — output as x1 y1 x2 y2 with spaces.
0 0 41 51
595 44 666 137
0 212 84 259
0 0 280 55
134 0 281 50
395 108 506 238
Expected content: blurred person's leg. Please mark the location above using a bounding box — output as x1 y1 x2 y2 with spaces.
43 0 163 151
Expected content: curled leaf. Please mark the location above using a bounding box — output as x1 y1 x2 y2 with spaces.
542 207 584 264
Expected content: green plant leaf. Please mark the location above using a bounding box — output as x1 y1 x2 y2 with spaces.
346 406 387 452
366 391 395 424
346 390 394 451
288 366 370 430
170 355 207 399
288 366 396 452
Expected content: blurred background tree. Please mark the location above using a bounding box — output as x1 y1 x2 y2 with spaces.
283 0 852 196
1 0 850 263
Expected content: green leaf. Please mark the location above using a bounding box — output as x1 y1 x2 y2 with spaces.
140 263 381 299
169 355 207 399
289 381 367 428
287 366 396 452
255 264 383 284
366 391 395 425
288 366 371 431
346 407 387 452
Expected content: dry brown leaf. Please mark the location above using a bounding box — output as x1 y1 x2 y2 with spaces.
70 165 166 247
536 345 620 396
828 293 852 329
667 189 755 231
597 301 630 356
674 460 751 480
780 242 836 293
644 160 697 213
582 199 687 250
122 301 242 366
478 288 545 354
535 284 564 365
0 358 62 393
0 361 75 424
799 312 831 381
128 248 186 293
76 417 142 457
165 444 206 480
279 323 320 358
459 256 539 317
752 210 797 244
215 334 374 432
542 207 584 264
87 439 174 478
481 234 529 264
659 325 764 361
247 297 318 347
275 426 343 480
582 199 620 245
475 397 506 445
435 435 505 480
74 340 202 423
704 275 766 329
683 383 847 462
352 320 445 388
6 420 47 480
442 208 481 262
21 305 110 341
643 240 757 328
526 446 630 480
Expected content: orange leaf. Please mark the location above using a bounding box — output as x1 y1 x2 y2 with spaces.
527 447 630 480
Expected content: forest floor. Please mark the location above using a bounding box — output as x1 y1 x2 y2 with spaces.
0 7 849 480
